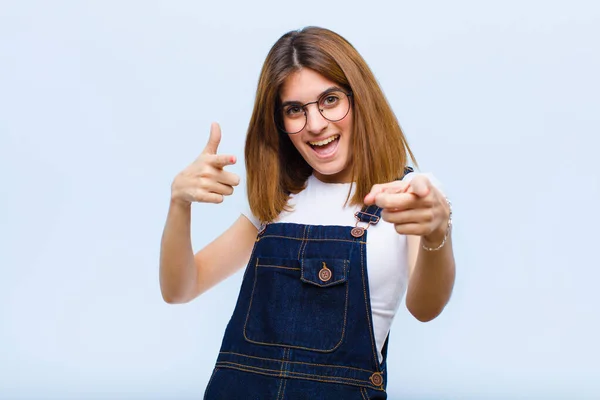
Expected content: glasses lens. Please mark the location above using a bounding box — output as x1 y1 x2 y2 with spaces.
279 104 305 134
276 91 351 134
319 91 350 122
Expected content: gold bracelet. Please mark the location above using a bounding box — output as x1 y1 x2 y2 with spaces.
422 197 452 252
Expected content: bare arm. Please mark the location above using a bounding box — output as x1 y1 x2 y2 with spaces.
159 122 256 303
406 233 455 322
159 200 195 303
160 210 257 304
193 214 257 296
365 173 456 322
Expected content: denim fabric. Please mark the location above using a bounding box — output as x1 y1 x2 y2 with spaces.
204 202 394 399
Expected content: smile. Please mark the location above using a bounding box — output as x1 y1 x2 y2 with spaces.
308 134 340 147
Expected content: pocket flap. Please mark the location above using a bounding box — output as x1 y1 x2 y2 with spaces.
301 258 348 287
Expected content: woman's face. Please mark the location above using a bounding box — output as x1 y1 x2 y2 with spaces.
279 68 353 183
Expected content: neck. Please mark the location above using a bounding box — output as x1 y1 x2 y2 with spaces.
313 169 353 184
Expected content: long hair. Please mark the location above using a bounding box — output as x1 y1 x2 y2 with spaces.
245 26 417 223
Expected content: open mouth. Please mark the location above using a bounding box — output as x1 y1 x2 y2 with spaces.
308 134 340 157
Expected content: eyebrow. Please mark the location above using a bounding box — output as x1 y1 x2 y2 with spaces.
280 86 345 108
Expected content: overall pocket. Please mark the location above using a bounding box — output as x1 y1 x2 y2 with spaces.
244 257 349 352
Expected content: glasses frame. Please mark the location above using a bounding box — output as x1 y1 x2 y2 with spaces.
275 90 353 135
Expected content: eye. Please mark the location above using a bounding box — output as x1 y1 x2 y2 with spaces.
284 105 304 117
321 94 340 108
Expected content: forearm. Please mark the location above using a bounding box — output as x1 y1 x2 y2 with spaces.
406 235 456 322
159 200 197 303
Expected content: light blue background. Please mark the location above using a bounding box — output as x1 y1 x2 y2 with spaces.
1 1 599 399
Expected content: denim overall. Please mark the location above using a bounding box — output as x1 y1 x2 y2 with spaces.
204 168 412 399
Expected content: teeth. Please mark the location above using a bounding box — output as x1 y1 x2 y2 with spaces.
309 135 339 146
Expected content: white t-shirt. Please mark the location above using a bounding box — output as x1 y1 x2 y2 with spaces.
243 171 436 362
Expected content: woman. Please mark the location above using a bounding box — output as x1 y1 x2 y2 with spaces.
160 26 455 399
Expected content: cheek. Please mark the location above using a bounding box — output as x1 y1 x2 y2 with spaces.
288 135 305 152
340 116 354 158
339 120 353 147
340 112 353 138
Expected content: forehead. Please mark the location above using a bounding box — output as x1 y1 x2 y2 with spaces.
279 68 339 102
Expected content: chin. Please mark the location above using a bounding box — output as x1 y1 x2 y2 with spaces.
311 161 351 183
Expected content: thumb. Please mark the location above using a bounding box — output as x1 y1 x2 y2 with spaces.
407 175 431 198
202 122 222 155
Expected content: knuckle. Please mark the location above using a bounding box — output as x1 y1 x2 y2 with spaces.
383 210 398 223
381 210 391 222
197 177 209 188
199 165 213 178
194 155 207 165
425 210 434 222
379 193 393 205
422 197 434 208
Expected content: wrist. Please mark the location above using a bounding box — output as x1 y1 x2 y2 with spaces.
421 197 452 252
422 225 447 247
170 197 192 210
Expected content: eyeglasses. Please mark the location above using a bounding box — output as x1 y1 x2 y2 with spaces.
275 90 352 134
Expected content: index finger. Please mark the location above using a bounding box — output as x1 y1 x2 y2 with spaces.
364 180 409 205
374 191 419 210
211 154 237 168
407 174 431 198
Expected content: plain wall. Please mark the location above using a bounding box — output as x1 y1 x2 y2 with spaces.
1 1 599 398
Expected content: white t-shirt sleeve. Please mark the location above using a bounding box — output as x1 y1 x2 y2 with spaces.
242 205 261 229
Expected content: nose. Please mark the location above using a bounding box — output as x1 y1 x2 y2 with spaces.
304 103 328 134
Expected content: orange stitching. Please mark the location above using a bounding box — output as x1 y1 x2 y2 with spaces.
239 228 383 388
297 225 308 260
244 288 348 351
244 226 349 352
300 260 348 287
280 378 287 399
218 351 374 374
300 227 308 269
276 348 289 400
257 264 301 271
300 276 346 287
279 348 287 377
276 377 284 399
275 350 285 399
244 241 350 353
339 265 350 351
242 258 260 342
276 378 284 400
261 235 365 244
360 237 380 369
243 277 348 353
360 387 369 400
215 361 384 390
